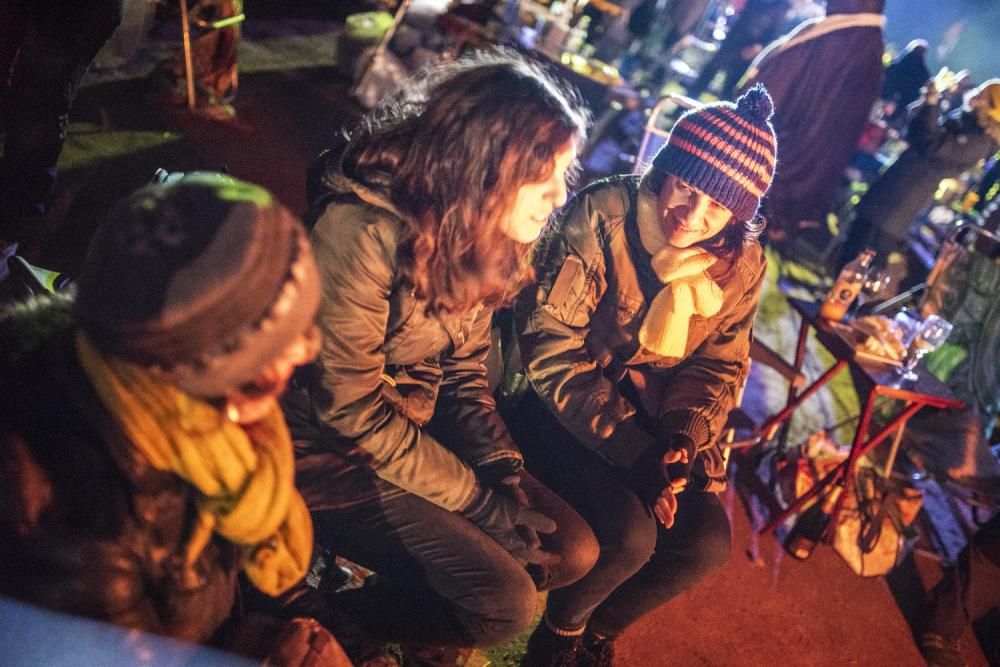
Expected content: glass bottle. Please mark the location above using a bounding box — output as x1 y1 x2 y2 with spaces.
819 248 876 321
783 483 844 560
565 15 590 55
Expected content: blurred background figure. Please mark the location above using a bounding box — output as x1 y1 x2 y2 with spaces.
686 0 790 100
0 0 122 278
740 0 886 252
838 79 1000 267
881 39 931 127
659 0 716 52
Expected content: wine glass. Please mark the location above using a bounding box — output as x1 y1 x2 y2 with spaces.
898 315 954 381
853 268 890 314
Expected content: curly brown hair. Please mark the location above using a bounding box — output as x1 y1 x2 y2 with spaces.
342 49 588 315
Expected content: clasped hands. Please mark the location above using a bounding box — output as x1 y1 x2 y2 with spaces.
630 434 695 529
461 462 560 568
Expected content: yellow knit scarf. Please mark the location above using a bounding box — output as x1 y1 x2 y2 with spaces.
636 201 724 358
75 332 312 596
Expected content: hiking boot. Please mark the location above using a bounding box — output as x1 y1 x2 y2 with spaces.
579 634 615 667
520 622 583 667
919 632 965 667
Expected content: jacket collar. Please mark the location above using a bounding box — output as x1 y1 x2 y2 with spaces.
307 136 414 226
635 172 662 252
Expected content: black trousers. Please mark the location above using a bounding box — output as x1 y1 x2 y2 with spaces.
507 391 732 637
297 470 597 648
0 0 121 240
927 511 1000 641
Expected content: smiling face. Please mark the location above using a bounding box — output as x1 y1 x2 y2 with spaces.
656 175 735 248
499 140 578 244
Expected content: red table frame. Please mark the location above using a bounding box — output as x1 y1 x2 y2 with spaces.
757 298 965 536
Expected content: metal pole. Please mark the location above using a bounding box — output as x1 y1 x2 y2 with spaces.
179 0 196 110
350 0 413 100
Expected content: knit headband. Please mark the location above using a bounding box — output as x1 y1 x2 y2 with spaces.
74 173 320 395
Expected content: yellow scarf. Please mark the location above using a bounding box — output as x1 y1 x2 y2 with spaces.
636 196 724 358
75 333 312 596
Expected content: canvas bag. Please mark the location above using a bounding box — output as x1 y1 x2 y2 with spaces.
833 469 923 576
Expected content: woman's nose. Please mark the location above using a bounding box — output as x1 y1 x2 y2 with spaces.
551 177 568 209
677 192 711 222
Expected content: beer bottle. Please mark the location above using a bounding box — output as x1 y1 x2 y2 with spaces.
820 248 876 321
783 483 844 560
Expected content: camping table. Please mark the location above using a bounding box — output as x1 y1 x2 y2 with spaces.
757 298 965 536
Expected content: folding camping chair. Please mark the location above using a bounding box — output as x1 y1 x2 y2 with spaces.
177 0 245 110
633 92 700 173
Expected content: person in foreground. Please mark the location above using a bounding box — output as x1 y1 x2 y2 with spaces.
282 49 599 659
920 512 1000 667
0 174 345 662
510 85 778 666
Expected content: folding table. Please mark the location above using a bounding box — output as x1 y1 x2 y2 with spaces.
757 298 965 536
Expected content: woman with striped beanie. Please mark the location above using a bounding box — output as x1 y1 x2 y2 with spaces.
508 85 778 666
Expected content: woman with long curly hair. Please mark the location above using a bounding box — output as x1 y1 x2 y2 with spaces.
279 50 599 657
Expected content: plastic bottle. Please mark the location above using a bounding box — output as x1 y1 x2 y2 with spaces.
783 483 844 560
819 248 876 321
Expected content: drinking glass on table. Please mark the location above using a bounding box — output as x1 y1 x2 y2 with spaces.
898 315 954 381
853 268 890 314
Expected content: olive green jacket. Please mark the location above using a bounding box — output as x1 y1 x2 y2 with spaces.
515 175 766 490
288 159 520 512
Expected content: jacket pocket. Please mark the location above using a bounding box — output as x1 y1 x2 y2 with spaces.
543 255 587 324
615 291 643 327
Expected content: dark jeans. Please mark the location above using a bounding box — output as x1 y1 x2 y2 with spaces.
927 511 1000 641
299 471 597 648
0 0 121 240
508 391 732 637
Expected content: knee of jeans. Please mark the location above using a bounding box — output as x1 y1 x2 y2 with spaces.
463 567 537 646
684 518 732 577
600 511 657 574
547 525 600 590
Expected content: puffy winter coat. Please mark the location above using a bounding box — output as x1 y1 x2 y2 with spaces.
286 153 521 512
0 297 240 643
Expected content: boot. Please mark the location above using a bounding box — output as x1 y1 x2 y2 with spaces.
520 621 583 667
919 633 965 667
579 632 615 667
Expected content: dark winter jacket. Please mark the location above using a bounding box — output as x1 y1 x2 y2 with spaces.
286 153 521 513
742 5 885 234
0 296 240 643
514 176 766 491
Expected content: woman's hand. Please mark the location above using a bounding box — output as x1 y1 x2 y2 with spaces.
629 435 694 528
460 485 559 567
653 449 689 528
